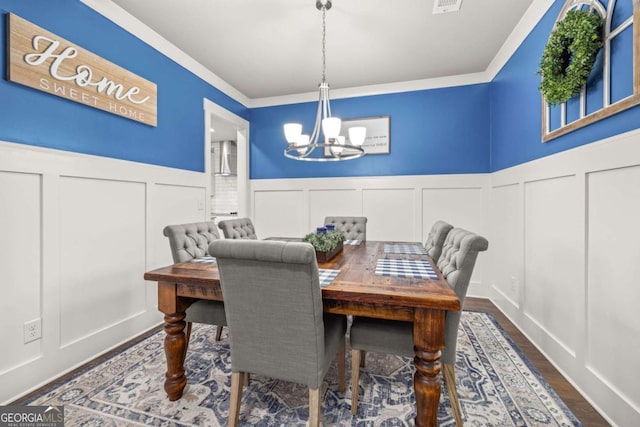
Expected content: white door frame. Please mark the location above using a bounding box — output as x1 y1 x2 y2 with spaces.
203 98 250 219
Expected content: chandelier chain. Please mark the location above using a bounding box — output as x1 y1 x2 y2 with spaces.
321 6 326 83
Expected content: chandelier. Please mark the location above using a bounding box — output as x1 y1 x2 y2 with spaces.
283 0 366 161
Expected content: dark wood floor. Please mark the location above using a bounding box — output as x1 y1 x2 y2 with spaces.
13 298 610 425
464 297 610 426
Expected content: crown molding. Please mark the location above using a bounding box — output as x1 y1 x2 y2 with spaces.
250 72 491 108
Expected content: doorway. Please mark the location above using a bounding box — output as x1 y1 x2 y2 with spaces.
203 99 249 223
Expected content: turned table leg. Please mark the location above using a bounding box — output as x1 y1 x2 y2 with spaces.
157 281 190 401
163 311 187 401
413 309 446 427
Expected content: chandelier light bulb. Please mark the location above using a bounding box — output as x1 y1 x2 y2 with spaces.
349 126 366 146
284 123 303 144
322 117 342 140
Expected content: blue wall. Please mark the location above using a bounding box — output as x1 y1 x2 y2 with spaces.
2 1 638 177
489 0 640 172
250 84 491 179
0 0 248 172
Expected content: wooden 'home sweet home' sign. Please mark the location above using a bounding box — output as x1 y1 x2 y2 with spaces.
7 14 157 126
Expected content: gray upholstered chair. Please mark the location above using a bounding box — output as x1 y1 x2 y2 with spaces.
323 216 367 241
424 220 454 263
349 228 488 426
217 217 258 240
163 222 227 348
208 239 347 427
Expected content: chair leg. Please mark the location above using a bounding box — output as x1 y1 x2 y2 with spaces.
337 338 346 393
184 321 193 360
229 371 244 427
360 350 366 367
443 363 463 427
215 325 223 341
309 387 321 427
350 349 361 416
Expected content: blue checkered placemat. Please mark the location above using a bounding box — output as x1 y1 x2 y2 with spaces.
344 240 362 245
319 268 340 287
188 256 217 264
384 244 427 255
375 258 438 279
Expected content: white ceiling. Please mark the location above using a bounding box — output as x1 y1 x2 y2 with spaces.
109 0 535 100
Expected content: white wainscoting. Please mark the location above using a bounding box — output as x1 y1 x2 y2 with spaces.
4 129 639 425
0 140 209 404
250 173 490 294
489 129 640 427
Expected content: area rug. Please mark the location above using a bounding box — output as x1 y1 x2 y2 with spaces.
23 312 581 426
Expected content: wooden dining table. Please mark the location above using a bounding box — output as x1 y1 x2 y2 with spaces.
143 240 460 427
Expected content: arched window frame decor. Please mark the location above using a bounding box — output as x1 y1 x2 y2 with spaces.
542 0 640 142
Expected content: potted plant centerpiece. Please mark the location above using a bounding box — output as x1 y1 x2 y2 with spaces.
303 225 346 262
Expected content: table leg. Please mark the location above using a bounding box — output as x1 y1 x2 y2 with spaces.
413 309 446 427
158 282 190 401
163 311 187 401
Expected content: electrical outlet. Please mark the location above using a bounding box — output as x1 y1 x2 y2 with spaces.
24 318 42 343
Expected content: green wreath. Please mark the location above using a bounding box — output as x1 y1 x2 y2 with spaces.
538 9 604 105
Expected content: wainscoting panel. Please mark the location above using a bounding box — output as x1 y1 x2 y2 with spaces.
0 140 208 404
308 189 361 230
254 190 306 239
362 188 416 242
0 171 42 374
586 165 640 415
488 183 522 308
421 187 485 241
523 175 581 357
58 176 147 347
148 183 208 269
489 128 640 426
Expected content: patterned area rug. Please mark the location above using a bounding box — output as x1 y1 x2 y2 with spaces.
24 312 581 426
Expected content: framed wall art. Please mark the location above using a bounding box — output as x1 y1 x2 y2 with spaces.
323 115 390 156
343 116 390 155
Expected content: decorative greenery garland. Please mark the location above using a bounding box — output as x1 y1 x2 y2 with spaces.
538 9 604 105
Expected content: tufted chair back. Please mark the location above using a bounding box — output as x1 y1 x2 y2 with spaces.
218 217 258 240
323 216 367 241
424 220 454 263
436 227 488 364
163 221 220 262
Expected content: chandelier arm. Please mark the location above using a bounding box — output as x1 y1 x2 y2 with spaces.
285 143 364 161
325 86 332 118
309 88 323 146
321 85 330 127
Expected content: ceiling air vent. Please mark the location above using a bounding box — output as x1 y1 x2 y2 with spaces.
433 0 462 14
